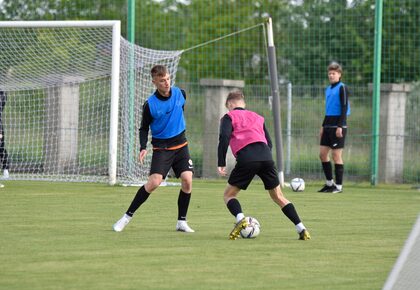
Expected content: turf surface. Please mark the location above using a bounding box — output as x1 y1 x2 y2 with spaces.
1 179 419 289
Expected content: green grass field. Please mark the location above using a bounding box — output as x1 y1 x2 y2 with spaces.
1 179 419 290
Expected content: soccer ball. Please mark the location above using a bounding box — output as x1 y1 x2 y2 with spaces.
290 178 305 192
240 216 261 238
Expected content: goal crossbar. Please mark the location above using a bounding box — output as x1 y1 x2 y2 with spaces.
0 20 183 185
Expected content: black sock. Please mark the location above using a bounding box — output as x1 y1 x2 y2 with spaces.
281 203 301 225
126 186 150 217
335 164 344 185
322 161 333 181
178 190 191 221
226 198 243 218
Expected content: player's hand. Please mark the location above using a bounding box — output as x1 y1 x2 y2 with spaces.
139 149 148 165
218 167 227 176
0 134 2 139
336 127 343 138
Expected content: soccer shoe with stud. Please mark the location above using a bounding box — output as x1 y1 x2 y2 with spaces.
299 229 311 240
176 220 195 233
318 184 335 192
113 215 131 232
332 187 343 193
229 217 248 240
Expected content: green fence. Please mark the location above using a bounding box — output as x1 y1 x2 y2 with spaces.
0 0 419 184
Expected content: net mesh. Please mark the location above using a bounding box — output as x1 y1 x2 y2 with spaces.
0 24 182 183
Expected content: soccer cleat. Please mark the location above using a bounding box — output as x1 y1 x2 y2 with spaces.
229 217 248 240
176 220 195 233
113 215 131 232
318 184 336 192
332 187 343 193
299 229 311 240
3 169 9 179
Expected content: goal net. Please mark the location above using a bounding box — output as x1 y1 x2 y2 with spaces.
0 21 182 184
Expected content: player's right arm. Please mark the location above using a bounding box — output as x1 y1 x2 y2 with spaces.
319 127 324 139
217 167 227 176
139 149 147 165
217 114 232 167
139 101 152 164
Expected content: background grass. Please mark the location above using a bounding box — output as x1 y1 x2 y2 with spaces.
0 179 419 290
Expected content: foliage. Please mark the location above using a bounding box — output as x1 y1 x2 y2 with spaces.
1 0 419 85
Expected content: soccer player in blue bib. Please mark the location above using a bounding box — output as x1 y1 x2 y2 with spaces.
318 62 350 193
113 65 195 233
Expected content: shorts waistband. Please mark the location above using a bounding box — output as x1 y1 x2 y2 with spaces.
153 141 188 151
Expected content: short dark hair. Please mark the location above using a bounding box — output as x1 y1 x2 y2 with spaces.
328 62 343 74
225 91 244 107
151 65 168 78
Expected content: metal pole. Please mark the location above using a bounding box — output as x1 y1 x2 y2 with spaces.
371 0 383 186
286 82 292 175
266 17 285 187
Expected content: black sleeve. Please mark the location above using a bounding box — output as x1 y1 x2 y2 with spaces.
181 89 186 110
0 91 6 134
263 123 272 149
139 101 152 150
338 85 349 127
217 114 233 167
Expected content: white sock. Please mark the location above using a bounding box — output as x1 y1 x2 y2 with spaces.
295 222 305 233
236 213 245 222
123 214 132 220
326 180 334 186
336 184 342 190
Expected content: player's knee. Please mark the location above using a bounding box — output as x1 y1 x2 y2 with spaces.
332 153 343 163
181 181 192 193
146 175 162 192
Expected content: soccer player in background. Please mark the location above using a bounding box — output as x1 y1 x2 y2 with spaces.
318 62 350 193
113 65 195 233
0 90 10 187
217 91 310 240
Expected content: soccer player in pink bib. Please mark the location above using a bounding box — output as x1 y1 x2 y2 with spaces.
217 91 310 240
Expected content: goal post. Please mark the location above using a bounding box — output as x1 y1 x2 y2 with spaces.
109 21 121 185
0 20 121 185
0 20 182 185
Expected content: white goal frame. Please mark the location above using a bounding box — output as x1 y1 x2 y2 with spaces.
0 20 121 185
382 214 420 290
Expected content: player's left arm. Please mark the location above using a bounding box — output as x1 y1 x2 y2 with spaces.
263 123 273 149
336 85 349 138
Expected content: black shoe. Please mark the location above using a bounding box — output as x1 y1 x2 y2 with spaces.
318 184 335 192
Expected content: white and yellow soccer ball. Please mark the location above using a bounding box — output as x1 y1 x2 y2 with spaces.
240 216 261 238
290 178 305 192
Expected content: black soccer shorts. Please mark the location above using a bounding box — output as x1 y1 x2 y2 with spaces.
320 127 347 149
228 160 280 190
149 145 194 178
